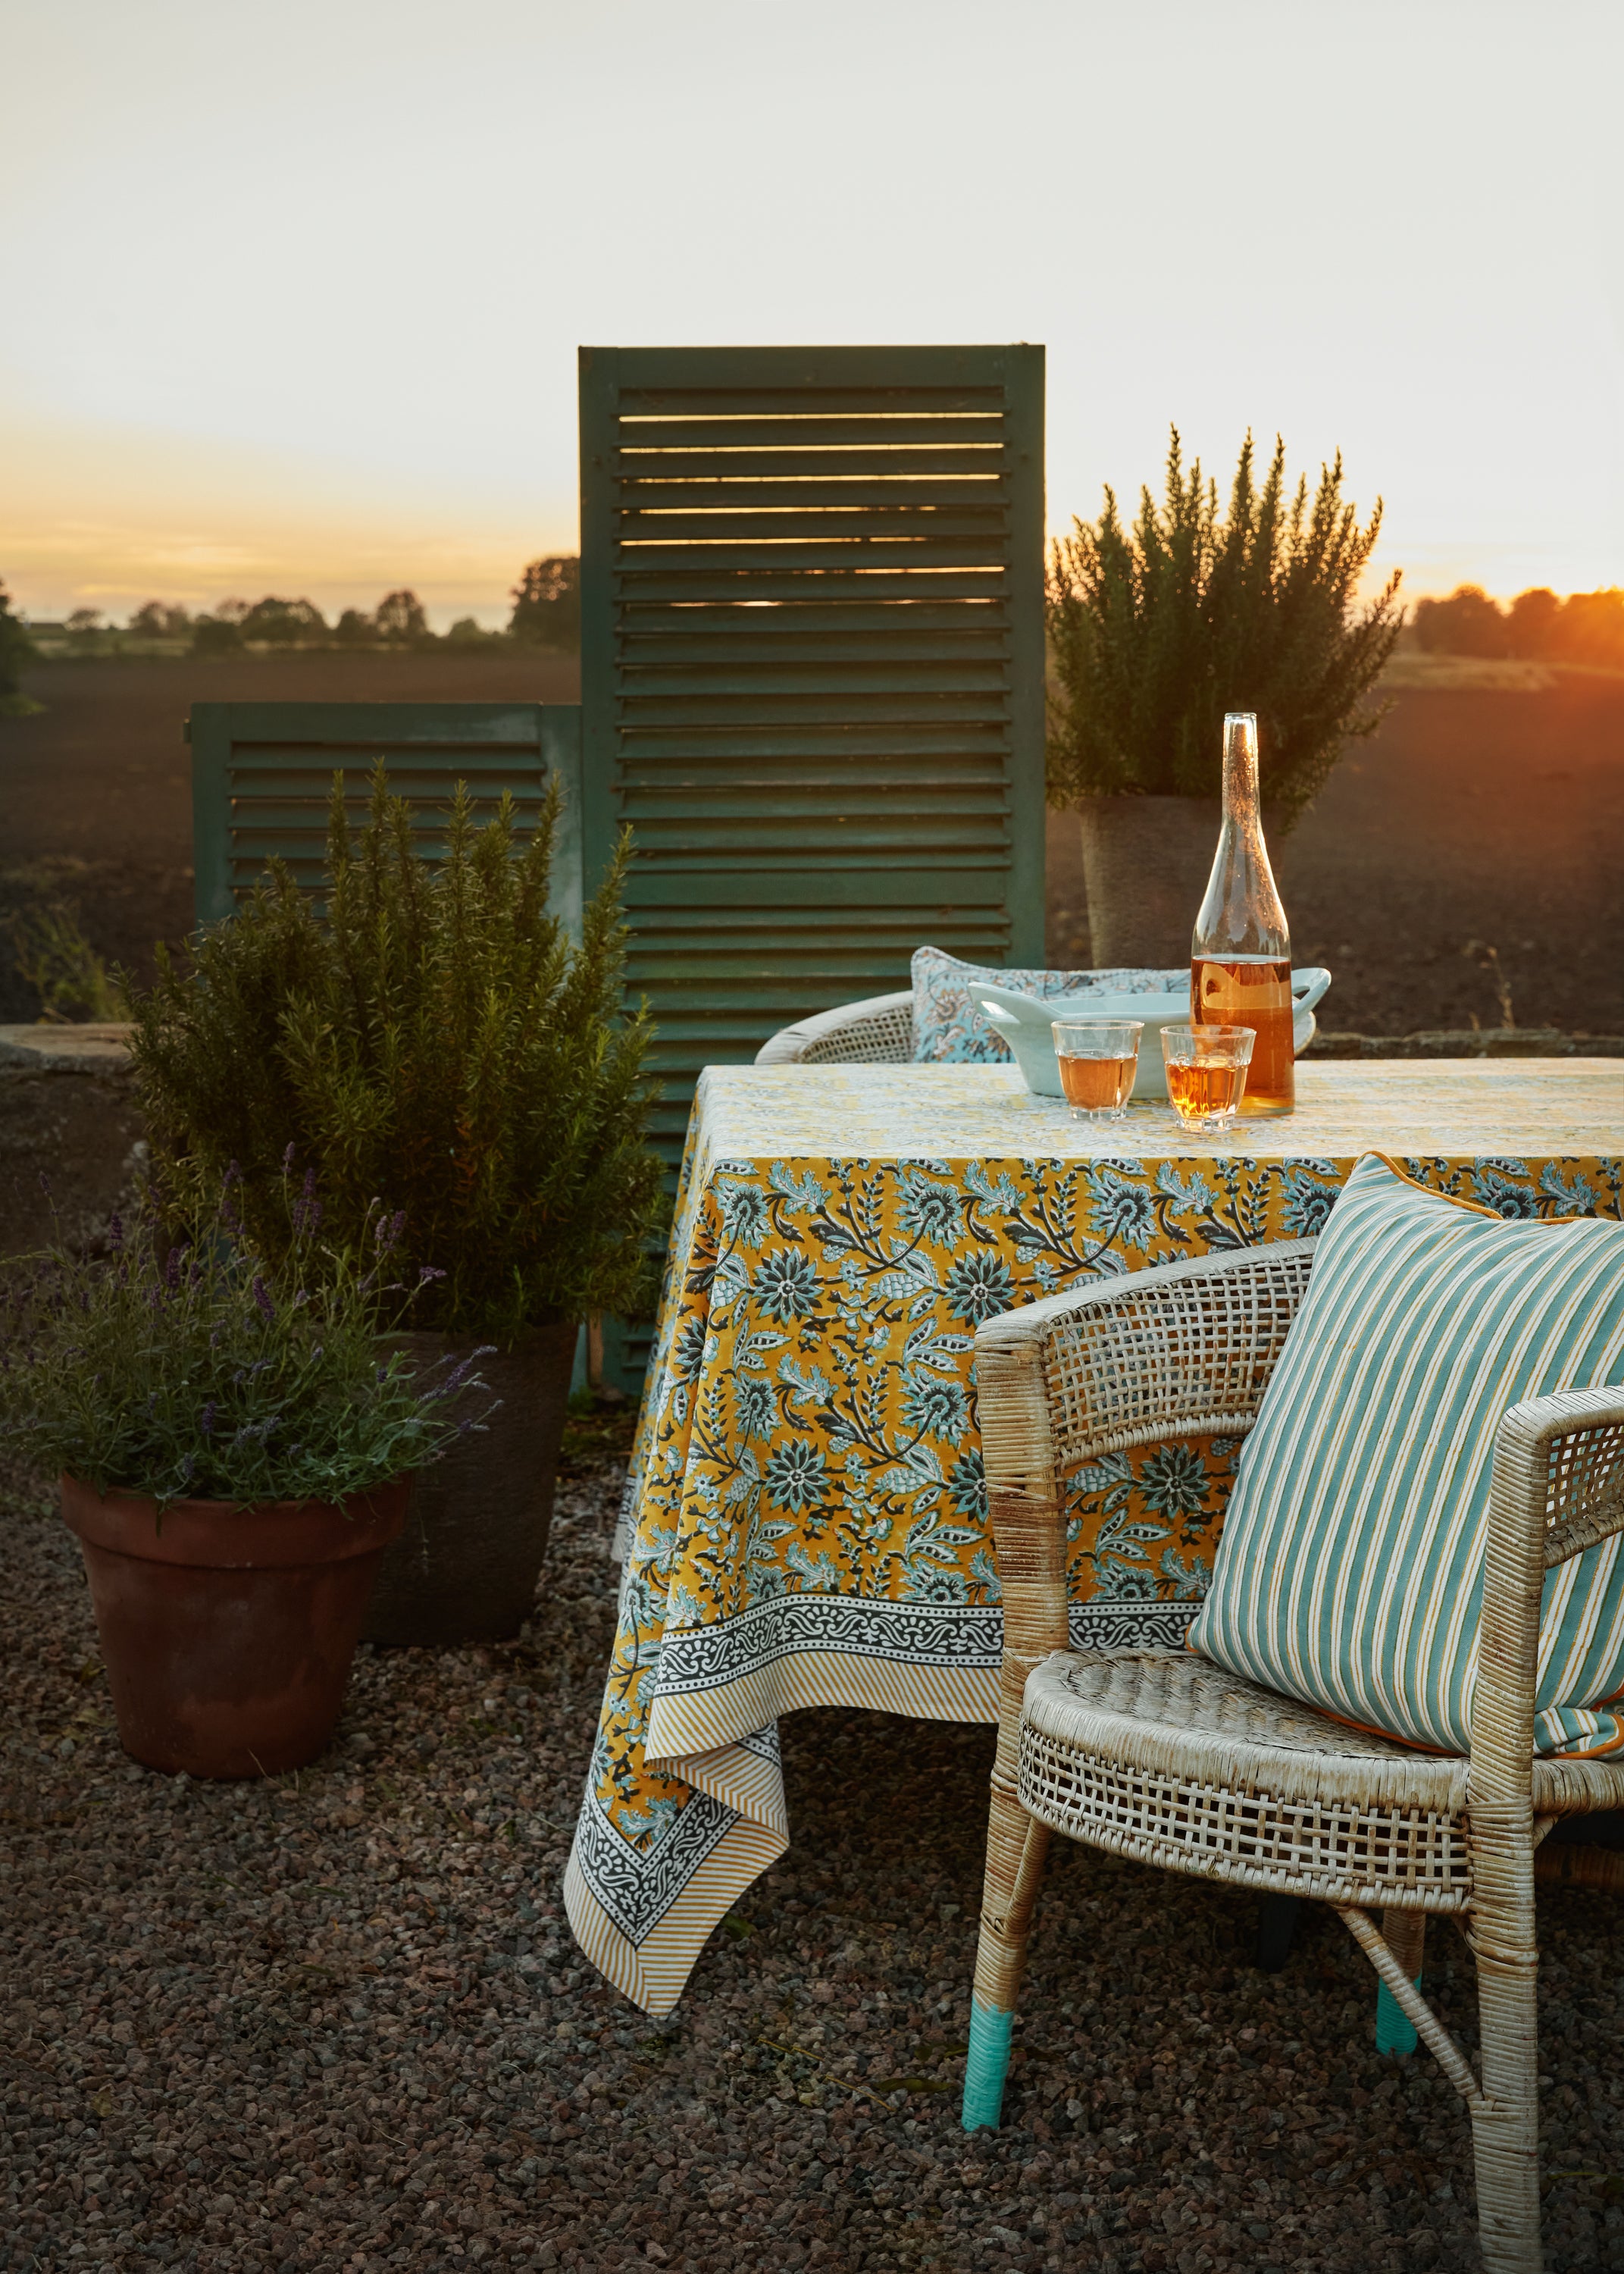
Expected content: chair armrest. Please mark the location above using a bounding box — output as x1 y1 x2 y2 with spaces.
974 1241 1318 1765
1473 1386 1624 1806
975 1239 1318 1471
753 990 915 1066
1536 1389 1624 1568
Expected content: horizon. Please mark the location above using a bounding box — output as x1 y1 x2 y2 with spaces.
2 0 1620 625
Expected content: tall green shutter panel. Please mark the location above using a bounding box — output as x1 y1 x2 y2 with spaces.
578 343 1047 1165
188 702 583 935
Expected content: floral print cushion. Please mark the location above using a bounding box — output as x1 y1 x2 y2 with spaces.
910 945 1187 1063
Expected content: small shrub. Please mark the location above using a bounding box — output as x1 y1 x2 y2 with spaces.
0 1167 483 1509
127 766 666 1342
1046 431 1404 828
3 900 124 1021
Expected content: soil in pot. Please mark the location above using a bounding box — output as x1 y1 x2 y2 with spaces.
1076 795 1222 968
61 1473 408 1779
361 1320 577 1648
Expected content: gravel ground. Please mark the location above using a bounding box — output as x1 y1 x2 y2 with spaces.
4 1441 1622 2274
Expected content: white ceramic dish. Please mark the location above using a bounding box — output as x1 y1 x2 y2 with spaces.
977 969 1333 1101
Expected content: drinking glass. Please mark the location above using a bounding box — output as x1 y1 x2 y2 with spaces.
1051 1020 1144 1121
1160 1023 1255 1132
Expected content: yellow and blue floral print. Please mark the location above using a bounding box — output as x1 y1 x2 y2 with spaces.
563 1062 1622 2018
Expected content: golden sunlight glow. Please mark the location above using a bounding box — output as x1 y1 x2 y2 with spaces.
1 3 1619 625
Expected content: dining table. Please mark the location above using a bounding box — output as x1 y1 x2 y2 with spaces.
565 1057 1624 2016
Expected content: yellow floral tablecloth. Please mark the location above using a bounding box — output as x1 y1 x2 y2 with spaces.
566 1060 1624 2013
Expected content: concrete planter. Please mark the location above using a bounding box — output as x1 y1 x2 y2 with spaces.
61 1473 408 1779
1075 796 1221 969
360 1322 578 1647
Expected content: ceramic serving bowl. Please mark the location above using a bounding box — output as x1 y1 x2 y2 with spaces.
978 969 1332 1101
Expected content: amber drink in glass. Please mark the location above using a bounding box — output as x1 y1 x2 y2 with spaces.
1052 1019 1143 1122
1161 1023 1254 1134
1191 712 1294 1115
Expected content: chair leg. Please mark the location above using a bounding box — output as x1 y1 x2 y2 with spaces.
963 1785 1050 2131
1470 1908 1542 2272
1255 1892 1300 1973
1375 1909 1425 2056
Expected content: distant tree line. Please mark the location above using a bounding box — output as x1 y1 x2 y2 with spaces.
1415 584 1624 669
0 578 36 701
20 558 584 659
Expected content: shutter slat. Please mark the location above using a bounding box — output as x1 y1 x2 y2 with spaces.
625 866 1013 905
612 416 1004 447
614 447 1006 478
618 534 1005 566
621 603 1009 640
623 663 1009 694
618 384 1006 414
617 724 1009 761
621 690 1009 725
615 572 1009 603
616 478 1009 510
621 632 1009 666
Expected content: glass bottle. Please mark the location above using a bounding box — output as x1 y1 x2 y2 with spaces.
1190 713 1294 1115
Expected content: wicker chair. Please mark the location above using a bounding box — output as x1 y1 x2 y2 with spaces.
963 1242 1624 2274
754 991 914 1066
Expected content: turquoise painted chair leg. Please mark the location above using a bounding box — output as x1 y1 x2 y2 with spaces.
1375 1975 1422 2056
962 1998 1015 2130
1375 1909 1426 2057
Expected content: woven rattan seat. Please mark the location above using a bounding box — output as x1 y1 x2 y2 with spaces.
960 1242 1624 2274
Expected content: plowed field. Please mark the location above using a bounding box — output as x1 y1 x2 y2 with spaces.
3 654 1621 1035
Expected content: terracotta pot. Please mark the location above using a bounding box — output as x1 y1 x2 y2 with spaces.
61 1473 408 1779
1075 794 1222 968
360 1320 578 1648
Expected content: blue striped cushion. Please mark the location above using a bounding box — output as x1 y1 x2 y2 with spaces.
1190 1153 1624 1759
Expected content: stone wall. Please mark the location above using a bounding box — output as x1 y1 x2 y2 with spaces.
0 1026 145 1258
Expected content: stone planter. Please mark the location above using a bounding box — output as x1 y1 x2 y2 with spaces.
61 1473 408 1779
1075 795 1222 968
360 1322 578 1647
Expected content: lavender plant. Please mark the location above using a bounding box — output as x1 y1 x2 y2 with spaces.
0 1160 487 1510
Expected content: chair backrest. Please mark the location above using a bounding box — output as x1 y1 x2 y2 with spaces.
754 989 915 1067
187 701 584 935
578 343 1047 1167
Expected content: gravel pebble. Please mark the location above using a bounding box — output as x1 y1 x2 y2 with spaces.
3 1446 1622 2274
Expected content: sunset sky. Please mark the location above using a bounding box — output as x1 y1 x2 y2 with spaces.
2 0 1619 628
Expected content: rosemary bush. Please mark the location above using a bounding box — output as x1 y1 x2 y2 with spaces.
127 768 665 1342
0 1167 483 1508
1047 431 1404 828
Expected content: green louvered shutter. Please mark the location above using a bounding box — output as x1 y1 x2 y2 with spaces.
188 702 583 935
577 343 1047 1167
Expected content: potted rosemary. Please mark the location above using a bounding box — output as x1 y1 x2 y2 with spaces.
0 1167 483 1778
125 767 665 1644
1046 431 1403 964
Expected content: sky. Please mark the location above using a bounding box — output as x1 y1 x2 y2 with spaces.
2 0 1619 628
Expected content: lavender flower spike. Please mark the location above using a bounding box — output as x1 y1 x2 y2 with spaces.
252 1275 276 1323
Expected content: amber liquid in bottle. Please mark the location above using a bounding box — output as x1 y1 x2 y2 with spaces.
1190 956 1294 1114
1191 713 1294 1117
